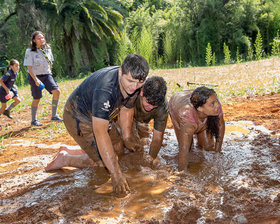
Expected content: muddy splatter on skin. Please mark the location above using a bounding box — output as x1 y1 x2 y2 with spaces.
1 121 280 223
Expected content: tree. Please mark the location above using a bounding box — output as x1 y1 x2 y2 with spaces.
223 42 231 64
236 47 241 63
163 32 174 64
205 42 212 66
0 0 124 77
271 31 280 56
137 26 154 66
254 30 263 60
36 0 123 76
115 27 131 65
212 52 216 66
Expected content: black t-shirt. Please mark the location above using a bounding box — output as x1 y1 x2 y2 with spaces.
134 95 169 132
68 66 137 122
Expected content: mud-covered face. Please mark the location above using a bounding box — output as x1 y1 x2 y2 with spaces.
198 94 219 116
141 96 158 112
10 63 20 73
120 71 144 95
33 34 45 49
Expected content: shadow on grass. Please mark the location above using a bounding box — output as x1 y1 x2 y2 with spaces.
0 124 54 139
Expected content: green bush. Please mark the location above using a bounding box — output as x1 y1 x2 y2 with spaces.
254 30 263 60
223 43 231 65
205 42 212 66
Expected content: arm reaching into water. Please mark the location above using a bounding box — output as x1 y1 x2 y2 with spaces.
92 116 130 197
149 129 164 159
177 124 196 171
119 106 142 152
215 115 225 152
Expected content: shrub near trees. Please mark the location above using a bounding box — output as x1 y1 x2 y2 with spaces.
271 33 280 56
205 43 212 66
0 0 280 81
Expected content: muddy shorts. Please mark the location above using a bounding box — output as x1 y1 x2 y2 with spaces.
0 87 18 103
63 101 122 162
28 74 58 99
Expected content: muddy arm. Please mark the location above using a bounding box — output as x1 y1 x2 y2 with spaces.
176 121 196 171
178 131 194 171
92 116 130 196
119 107 142 151
149 129 164 159
215 115 225 152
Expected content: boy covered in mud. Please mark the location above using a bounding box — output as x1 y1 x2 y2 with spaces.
119 76 168 163
45 76 168 185
169 86 225 171
58 54 149 197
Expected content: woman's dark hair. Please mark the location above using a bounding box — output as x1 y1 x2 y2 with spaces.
206 116 220 139
121 54 149 81
142 76 167 106
190 86 220 138
29 31 50 51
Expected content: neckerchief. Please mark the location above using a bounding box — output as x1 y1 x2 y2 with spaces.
38 48 52 70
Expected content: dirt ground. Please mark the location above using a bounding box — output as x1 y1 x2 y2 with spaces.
223 93 280 135
1 63 280 223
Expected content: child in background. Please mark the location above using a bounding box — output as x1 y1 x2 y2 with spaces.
0 59 21 119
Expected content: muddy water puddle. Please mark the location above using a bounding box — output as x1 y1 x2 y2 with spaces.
1 121 280 223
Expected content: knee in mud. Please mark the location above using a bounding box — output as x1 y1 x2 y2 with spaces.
198 143 215 151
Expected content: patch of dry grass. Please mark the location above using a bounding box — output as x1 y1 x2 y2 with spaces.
150 57 280 103
7 57 280 120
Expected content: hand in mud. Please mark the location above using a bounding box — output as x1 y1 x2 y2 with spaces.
123 136 143 152
111 173 130 197
142 154 160 168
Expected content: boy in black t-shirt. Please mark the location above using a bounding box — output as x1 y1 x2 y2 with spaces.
48 54 149 197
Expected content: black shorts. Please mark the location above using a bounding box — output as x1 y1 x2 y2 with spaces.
28 74 59 99
0 87 18 103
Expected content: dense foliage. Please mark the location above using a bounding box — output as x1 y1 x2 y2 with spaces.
0 0 280 82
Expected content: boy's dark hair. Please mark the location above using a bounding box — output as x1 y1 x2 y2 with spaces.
29 31 50 51
121 54 149 81
142 76 167 106
190 86 220 138
6 59 19 71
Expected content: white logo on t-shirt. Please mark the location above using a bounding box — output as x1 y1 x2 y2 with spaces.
103 100 110 109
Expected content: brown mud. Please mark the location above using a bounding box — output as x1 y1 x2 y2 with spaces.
1 94 280 224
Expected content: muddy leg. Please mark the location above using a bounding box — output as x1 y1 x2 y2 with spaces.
45 147 97 171
58 146 86 155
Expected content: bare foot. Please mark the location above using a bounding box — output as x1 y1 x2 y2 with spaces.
45 150 69 171
45 146 104 171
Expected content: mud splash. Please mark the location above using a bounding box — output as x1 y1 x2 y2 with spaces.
1 121 280 223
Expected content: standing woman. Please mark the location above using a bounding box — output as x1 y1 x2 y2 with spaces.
24 31 62 126
169 86 225 171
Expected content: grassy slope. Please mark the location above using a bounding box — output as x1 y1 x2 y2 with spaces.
1 57 279 142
